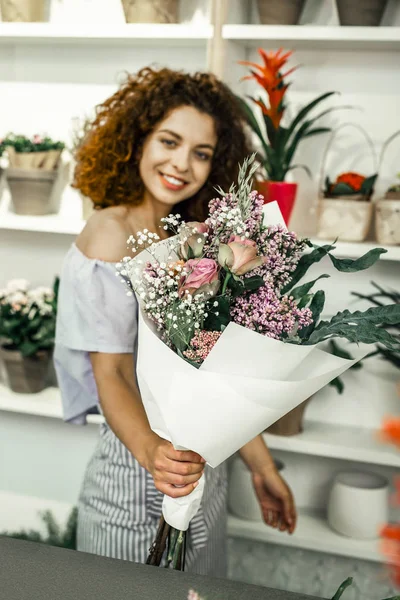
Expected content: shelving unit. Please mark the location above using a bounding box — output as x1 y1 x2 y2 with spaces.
0 383 102 425
223 25 400 51
264 422 400 468
228 511 388 564
0 23 213 46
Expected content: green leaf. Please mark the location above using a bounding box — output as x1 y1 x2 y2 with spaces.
329 377 344 394
204 296 230 331
331 577 353 600
328 182 355 196
285 92 337 143
243 275 265 292
282 244 335 294
307 304 400 350
289 274 330 301
328 248 387 273
235 95 270 161
303 127 331 138
360 173 377 195
299 290 326 340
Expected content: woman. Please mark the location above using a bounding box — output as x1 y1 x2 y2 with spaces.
54 67 297 577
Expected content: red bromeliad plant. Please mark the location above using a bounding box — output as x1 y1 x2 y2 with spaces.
236 48 341 182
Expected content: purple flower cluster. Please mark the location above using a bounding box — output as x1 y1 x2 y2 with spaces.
231 282 313 340
252 225 306 290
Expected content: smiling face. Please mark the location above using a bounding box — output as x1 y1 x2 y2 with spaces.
139 105 217 211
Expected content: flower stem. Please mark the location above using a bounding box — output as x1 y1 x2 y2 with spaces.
221 273 231 296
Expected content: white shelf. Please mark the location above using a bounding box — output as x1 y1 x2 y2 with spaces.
228 511 388 564
309 238 400 262
0 23 212 46
263 421 400 469
0 383 103 425
223 25 400 51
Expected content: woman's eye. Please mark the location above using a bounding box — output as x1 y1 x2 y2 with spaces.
196 151 211 161
161 139 176 147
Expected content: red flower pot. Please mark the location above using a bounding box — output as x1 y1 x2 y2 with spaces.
256 181 298 226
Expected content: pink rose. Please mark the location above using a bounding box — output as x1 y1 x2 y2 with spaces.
179 258 219 298
186 221 209 234
218 238 264 275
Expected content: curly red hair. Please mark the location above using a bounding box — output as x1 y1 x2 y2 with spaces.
73 67 252 221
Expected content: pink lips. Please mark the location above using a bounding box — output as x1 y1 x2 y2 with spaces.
159 173 188 191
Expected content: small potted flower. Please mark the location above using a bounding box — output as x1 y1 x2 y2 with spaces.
237 48 338 225
0 278 59 394
375 174 400 246
317 124 377 242
2 133 66 216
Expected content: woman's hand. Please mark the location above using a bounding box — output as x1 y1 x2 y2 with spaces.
252 466 297 534
143 434 205 498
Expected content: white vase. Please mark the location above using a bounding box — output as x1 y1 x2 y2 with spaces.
327 471 389 539
228 454 285 521
317 199 373 242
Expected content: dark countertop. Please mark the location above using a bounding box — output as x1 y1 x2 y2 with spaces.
0 536 322 600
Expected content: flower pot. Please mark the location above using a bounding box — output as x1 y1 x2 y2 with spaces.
256 181 297 226
121 0 178 23
0 0 46 21
336 0 388 26
0 347 52 394
228 455 285 521
257 0 306 24
328 471 389 539
375 199 400 245
265 397 311 437
316 198 373 242
6 167 59 215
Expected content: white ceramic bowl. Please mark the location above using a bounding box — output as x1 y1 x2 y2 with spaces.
327 471 389 539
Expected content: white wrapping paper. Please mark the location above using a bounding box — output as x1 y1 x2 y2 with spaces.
134 202 367 530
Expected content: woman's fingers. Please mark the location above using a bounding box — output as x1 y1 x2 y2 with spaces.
165 447 205 465
163 457 204 476
157 469 203 487
156 481 200 498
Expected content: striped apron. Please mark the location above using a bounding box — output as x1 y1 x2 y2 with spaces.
77 423 228 577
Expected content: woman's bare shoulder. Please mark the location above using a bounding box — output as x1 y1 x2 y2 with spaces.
76 206 133 262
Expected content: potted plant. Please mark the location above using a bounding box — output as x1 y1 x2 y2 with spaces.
121 0 178 23
257 0 306 25
236 48 338 225
0 0 47 21
1 133 66 216
0 277 59 394
336 0 388 27
317 124 377 242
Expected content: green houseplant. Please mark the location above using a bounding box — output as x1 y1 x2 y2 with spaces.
1 132 66 216
0 277 59 394
236 48 341 224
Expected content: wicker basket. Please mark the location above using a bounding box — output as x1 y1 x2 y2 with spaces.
257 0 306 25
0 347 52 394
336 0 388 26
316 123 377 242
121 0 178 23
0 0 46 21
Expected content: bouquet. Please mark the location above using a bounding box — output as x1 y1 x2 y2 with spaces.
119 155 400 569
0 278 59 356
